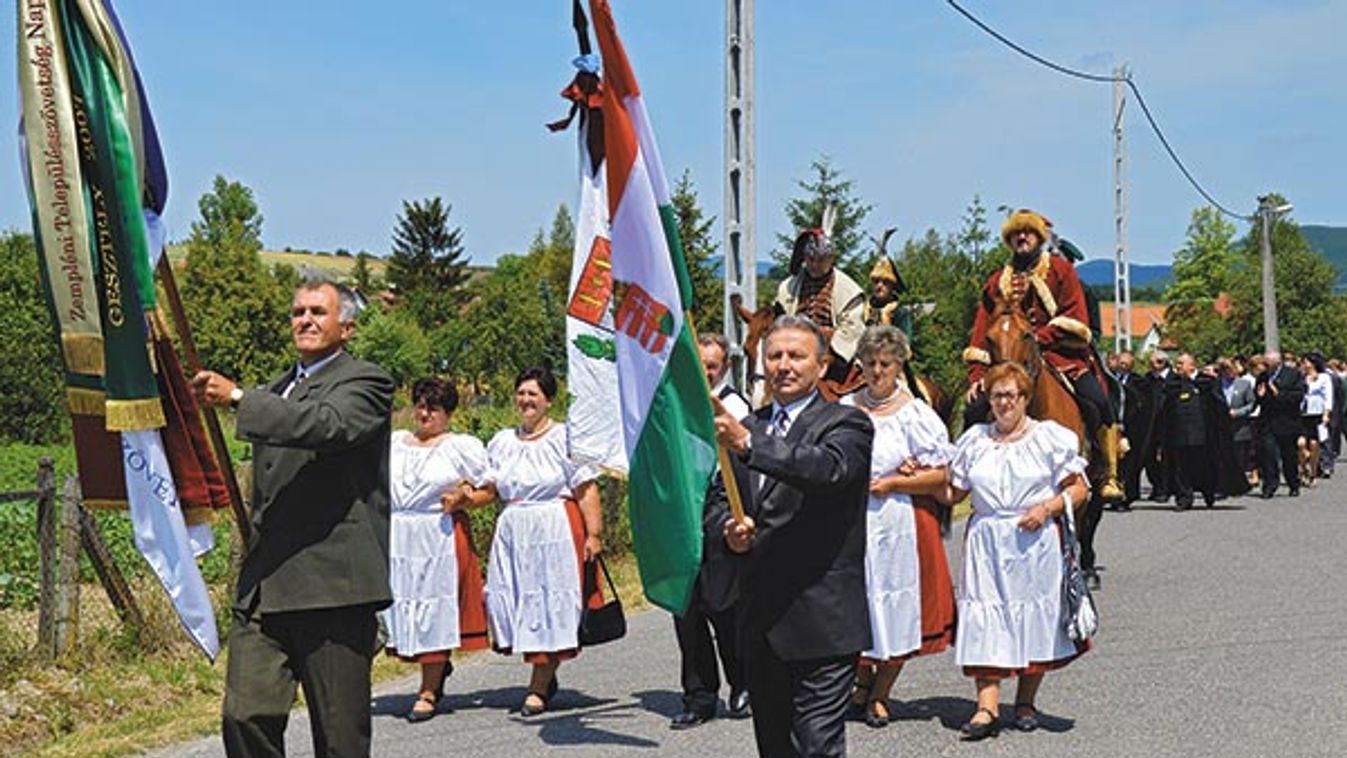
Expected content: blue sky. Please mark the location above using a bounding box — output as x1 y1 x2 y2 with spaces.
4 1 1344 266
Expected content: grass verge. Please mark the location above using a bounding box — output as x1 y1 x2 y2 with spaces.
1 552 649 758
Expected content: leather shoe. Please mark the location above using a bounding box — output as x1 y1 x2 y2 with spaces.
1260 488 1275 499
960 708 1000 741
727 690 751 719
1012 703 1040 732
1289 488 1301 497
670 709 714 730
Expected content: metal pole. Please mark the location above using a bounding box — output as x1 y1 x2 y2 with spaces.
1259 199 1280 352
723 0 756 389
1112 65 1131 353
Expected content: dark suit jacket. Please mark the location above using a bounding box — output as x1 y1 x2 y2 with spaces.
1256 364 1307 437
1162 374 1209 447
716 394 874 661
234 351 395 614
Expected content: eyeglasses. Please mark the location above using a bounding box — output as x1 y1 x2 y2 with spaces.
990 391 1025 403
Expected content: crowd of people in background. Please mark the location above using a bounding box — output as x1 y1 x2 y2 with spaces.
1107 347 1344 512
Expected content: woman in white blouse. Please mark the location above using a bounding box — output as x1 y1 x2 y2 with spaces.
448 366 602 717
840 326 955 728
1299 353 1332 486
385 378 489 723
944 362 1090 740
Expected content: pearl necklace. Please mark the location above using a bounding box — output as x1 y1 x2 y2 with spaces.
859 385 905 412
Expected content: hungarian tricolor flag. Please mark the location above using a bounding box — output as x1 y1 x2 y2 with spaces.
590 0 718 613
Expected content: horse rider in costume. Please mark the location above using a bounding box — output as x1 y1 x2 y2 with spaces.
774 206 866 384
962 209 1125 501
863 229 913 337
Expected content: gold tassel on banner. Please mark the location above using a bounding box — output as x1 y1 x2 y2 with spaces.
105 397 167 432
61 333 107 376
66 387 108 416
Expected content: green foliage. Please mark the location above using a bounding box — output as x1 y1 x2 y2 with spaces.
180 176 292 385
532 205 574 309
350 251 379 293
0 231 68 443
349 308 432 389
386 197 470 330
774 156 874 282
435 254 562 396
1165 207 1240 303
1223 195 1347 357
670 170 723 331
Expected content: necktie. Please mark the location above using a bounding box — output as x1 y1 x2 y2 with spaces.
771 407 790 437
282 368 307 399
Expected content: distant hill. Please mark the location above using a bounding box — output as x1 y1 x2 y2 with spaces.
1302 225 1347 289
1076 259 1172 289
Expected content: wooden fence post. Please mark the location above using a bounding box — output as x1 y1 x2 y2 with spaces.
34 458 57 659
54 474 82 656
78 504 146 633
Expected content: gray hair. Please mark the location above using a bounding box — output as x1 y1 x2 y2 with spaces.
764 314 829 361
856 325 910 364
1149 349 1170 366
297 276 361 322
697 332 730 358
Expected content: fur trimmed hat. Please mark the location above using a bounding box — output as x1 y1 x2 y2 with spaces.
1000 209 1051 247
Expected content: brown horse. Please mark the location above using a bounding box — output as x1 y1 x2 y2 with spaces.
980 297 1087 448
730 294 952 422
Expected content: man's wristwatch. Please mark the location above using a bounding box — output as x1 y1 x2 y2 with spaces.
228 387 244 410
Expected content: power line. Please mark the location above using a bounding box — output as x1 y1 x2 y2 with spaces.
944 0 1252 221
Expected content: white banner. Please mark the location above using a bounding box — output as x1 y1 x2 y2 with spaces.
564 121 628 474
122 430 220 660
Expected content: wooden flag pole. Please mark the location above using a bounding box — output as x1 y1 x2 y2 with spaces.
155 255 252 544
687 309 748 524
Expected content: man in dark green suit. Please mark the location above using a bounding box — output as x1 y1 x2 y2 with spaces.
193 278 394 758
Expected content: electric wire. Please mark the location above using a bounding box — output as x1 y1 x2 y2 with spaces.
945 0 1252 221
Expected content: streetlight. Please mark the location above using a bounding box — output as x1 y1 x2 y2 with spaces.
1257 196 1294 352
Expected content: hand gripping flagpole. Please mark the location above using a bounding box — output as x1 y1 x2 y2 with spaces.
155 256 252 545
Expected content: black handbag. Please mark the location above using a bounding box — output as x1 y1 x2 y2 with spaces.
579 556 626 646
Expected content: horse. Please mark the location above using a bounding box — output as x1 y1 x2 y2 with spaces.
979 296 1086 443
730 293 953 423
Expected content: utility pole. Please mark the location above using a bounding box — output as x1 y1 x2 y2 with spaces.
1112 65 1131 353
723 0 756 388
1258 196 1293 352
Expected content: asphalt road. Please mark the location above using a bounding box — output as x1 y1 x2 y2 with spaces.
149 477 1347 758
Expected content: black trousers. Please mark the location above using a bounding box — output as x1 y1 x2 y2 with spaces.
1077 494 1106 571
1259 431 1301 493
1121 433 1144 502
674 596 744 713
1169 444 1212 507
745 632 855 758
222 604 379 758
1144 442 1170 499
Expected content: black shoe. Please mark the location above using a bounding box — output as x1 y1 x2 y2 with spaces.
1260 488 1275 499
1204 497 1216 508
1175 500 1192 511
1148 492 1168 503
864 699 890 729
1085 569 1101 592
960 708 1000 741
727 690 751 719
1012 703 1040 732
1289 487 1301 497
670 709 715 730
520 675 559 718
406 694 438 723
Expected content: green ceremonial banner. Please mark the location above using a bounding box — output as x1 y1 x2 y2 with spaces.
59 0 163 431
17 0 105 377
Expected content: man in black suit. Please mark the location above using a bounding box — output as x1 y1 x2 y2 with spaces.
669 334 753 729
194 278 394 758
1161 354 1219 510
1256 350 1307 497
710 315 873 758
1141 351 1173 502
1114 351 1151 509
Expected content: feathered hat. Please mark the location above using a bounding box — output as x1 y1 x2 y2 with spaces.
867 228 907 293
789 204 838 275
